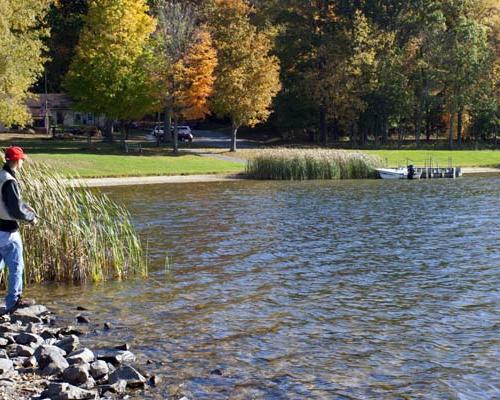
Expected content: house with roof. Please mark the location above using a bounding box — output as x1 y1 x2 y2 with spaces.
26 93 105 130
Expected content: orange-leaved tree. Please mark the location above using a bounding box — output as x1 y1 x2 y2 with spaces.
152 1 217 152
174 28 217 121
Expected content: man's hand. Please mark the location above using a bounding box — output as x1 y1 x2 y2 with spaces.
30 217 38 226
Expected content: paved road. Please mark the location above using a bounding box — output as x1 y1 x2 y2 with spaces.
145 129 258 149
191 129 258 149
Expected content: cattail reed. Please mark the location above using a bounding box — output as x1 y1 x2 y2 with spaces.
2 162 147 285
246 149 382 180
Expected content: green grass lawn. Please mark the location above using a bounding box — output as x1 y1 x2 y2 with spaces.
0 133 244 177
30 153 244 178
361 150 500 168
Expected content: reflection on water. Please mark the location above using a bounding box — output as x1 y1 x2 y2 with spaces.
27 178 500 399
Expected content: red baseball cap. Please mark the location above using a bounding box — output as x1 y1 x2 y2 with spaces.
4 146 28 161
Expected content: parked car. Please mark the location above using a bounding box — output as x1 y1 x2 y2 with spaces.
175 126 193 143
151 125 164 136
151 125 193 143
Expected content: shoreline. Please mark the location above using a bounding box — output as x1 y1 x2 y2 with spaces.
64 167 500 187
0 302 159 399
64 173 247 187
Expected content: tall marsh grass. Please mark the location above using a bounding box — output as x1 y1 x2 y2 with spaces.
5 162 147 284
246 149 382 180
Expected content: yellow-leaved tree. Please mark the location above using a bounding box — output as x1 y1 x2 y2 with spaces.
65 0 156 142
0 0 52 126
206 0 281 152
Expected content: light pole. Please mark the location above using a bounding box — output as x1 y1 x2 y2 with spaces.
44 70 50 136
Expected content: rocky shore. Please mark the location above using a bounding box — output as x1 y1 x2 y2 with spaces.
0 302 161 399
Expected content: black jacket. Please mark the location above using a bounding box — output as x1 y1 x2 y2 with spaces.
0 164 36 232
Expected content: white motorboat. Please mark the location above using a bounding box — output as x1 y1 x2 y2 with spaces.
376 167 408 180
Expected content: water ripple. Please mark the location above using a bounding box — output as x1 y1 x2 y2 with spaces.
27 177 500 399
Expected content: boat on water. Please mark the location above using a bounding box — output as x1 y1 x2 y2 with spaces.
376 165 422 180
376 167 409 179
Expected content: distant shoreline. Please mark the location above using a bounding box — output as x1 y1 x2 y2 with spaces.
64 168 500 188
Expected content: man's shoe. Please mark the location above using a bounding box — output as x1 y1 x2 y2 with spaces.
7 296 36 314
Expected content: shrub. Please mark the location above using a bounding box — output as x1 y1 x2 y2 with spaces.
1 162 147 284
246 149 382 180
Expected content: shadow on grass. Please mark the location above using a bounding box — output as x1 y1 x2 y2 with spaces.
0 133 198 158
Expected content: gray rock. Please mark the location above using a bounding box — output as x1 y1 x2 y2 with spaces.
79 376 96 390
55 335 80 353
26 322 38 333
0 338 8 347
35 345 69 375
15 332 43 346
99 379 127 395
148 374 161 387
13 305 48 317
10 311 42 325
40 328 58 340
108 365 146 388
96 350 135 366
0 377 15 387
0 349 8 359
67 348 95 365
90 360 109 379
58 326 85 336
14 344 35 357
62 363 91 385
2 332 17 344
11 356 27 367
0 359 13 375
41 382 98 400
76 315 90 324
44 338 58 346
23 355 38 368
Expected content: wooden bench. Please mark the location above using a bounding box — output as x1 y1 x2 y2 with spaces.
124 142 142 153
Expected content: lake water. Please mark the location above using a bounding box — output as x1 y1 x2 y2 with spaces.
28 177 500 399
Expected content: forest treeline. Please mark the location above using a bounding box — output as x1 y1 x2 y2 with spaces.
1 0 499 150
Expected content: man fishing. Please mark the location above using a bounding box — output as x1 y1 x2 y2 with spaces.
0 146 37 313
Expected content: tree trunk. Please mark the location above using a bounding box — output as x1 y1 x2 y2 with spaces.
119 120 125 144
350 122 358 149
495 123 498 148
125 122 130 140
230 122 238 152
457 109 463 147
425 115 431 141
382 117 388 144
448 112 454 150
319 105 327 146
162 106 172 146
104 118 114 142
172 115 178 154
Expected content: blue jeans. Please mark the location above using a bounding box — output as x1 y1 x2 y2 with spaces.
0 231 24 310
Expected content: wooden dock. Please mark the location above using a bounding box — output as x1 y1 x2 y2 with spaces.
413 166 462 179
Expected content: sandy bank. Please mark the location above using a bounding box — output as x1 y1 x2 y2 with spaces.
64 173 246 187
64 167 499 188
